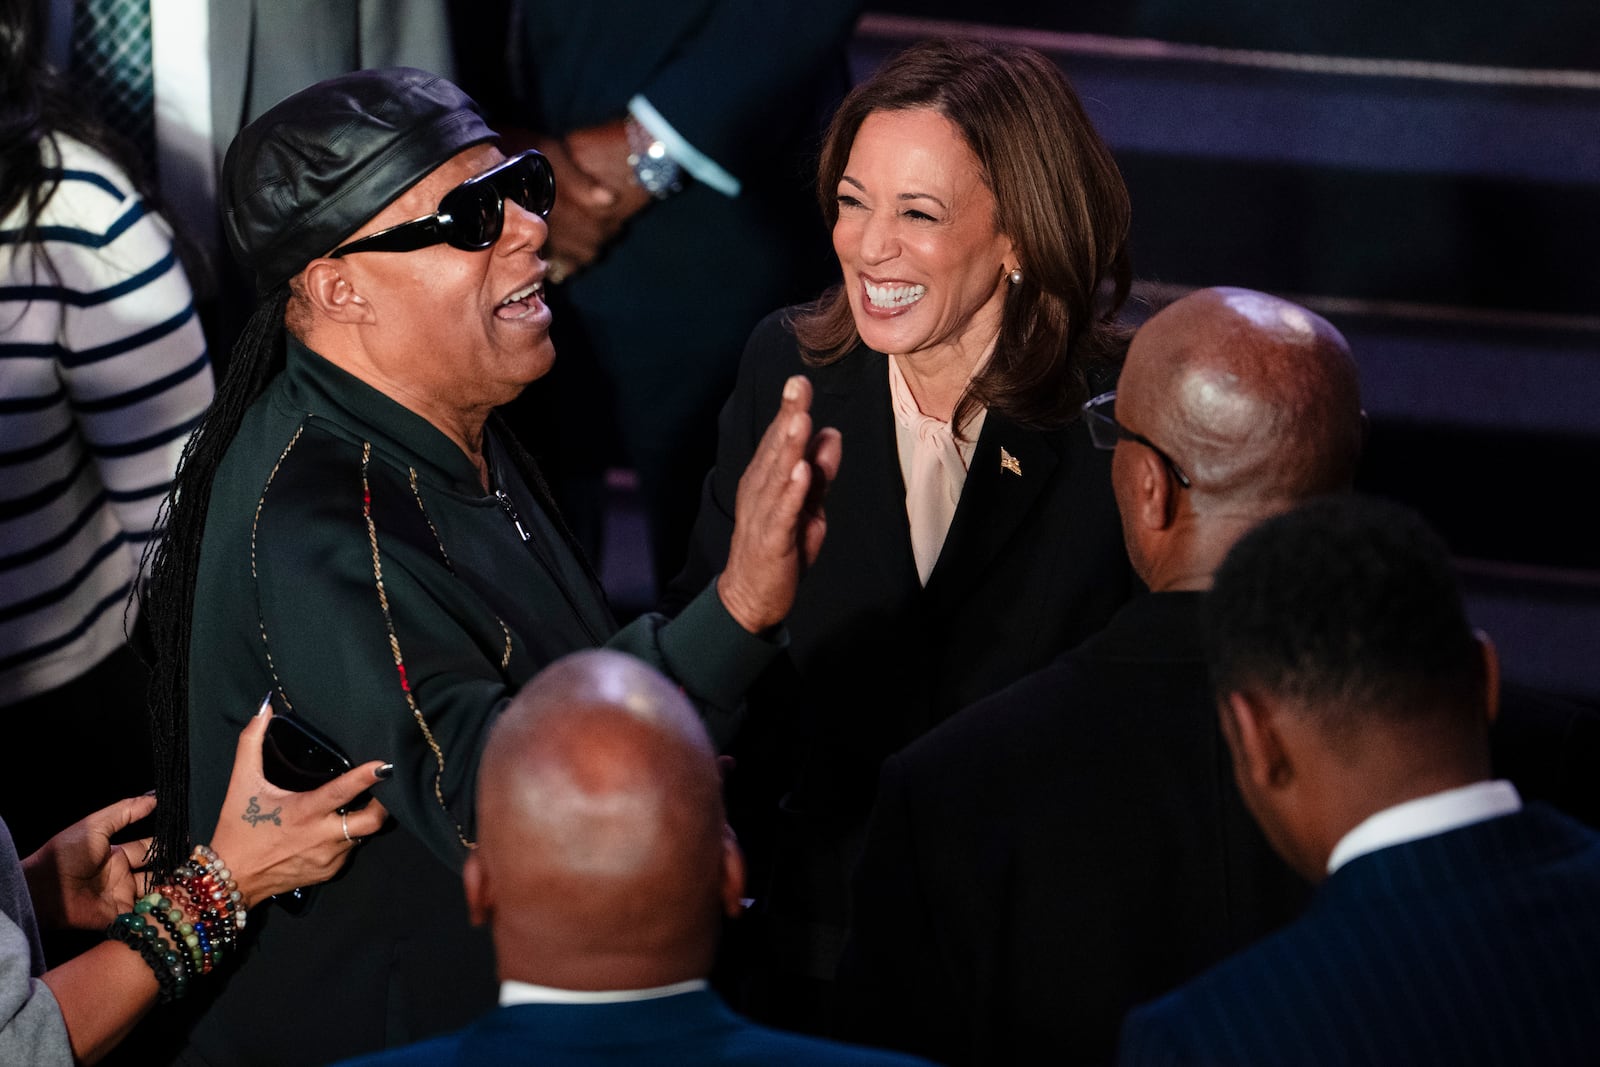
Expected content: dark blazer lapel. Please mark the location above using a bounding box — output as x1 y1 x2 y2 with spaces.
814 350 920 595
923 413 1063 609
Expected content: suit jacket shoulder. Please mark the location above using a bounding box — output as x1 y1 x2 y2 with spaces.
331 990 938 1066
1120 804 1600 1067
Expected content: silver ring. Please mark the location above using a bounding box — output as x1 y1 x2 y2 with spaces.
341 811 353 843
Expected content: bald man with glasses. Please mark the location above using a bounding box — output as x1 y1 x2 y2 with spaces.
837 287 1365 1066
141 68 839 1066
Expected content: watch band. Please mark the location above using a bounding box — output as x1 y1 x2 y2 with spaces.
625 115 685 200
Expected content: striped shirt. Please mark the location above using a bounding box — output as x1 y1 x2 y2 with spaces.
0 134 213 706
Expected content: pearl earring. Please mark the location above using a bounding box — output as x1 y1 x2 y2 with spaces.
1007 268 1023 286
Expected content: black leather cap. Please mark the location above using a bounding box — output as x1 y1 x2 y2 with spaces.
222 67 496 294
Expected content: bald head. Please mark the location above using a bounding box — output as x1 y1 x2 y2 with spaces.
1120 287 1362 511
1108 287 1363 590
468 651 739 990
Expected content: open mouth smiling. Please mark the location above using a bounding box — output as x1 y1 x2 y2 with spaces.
495 279 545 319
864 280 926 309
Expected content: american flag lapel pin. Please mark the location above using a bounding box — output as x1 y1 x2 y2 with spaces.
1000 447 1022 477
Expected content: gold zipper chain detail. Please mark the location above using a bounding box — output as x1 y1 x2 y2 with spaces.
250 425 306 714
406 467 513 672
364 443 474 849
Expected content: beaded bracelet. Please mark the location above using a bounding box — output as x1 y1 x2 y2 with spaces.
170 870 232 956
162 882 213 974
177 844 248 937
135 891 197 982
107 912 188 1002
105 841 245 1000
172 880 224 975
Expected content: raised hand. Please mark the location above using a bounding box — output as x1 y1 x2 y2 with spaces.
716 375 842 634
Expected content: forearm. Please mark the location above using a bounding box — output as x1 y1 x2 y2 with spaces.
610 584 780 747
41 942 158 1066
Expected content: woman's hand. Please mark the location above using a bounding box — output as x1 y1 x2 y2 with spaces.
22 793 156 932
206 699 392 905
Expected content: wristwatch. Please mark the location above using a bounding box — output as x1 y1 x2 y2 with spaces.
625 115 685 200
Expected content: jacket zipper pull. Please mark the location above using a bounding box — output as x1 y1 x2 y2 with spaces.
493 489 531 542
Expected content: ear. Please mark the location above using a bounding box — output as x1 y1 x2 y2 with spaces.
1475 629 1501 725
998 229 1019 276
463 851 492 928
1223 689 1292 792
1128 444 1176 532
299 259 375 324
720 829 747 920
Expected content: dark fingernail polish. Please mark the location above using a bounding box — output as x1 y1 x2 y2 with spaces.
374 763 395 780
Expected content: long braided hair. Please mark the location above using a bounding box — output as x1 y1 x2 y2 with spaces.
143 286 290 875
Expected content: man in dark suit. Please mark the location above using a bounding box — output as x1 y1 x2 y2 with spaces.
335 649 932 1067
1118 496 1600 1066
837 287 1366 1064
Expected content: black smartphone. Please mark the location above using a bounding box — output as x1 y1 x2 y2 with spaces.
262 711 352 792
259 705 368 915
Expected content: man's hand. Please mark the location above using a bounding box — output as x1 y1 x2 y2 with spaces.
23 793 156 932
565 119 653 219
523 120 652 284
717 375 842 634
528 134 622 279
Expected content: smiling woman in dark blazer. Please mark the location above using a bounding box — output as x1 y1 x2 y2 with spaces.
665 37 1138 1027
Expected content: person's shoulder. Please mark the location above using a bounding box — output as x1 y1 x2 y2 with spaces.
29 134 146 233
42 135 134 198
243 408 366 491
1118 918 1303 1063
725 1017 940 1066
741 305 808 365
1118 981 1212 1067
730 304 839 409
325 1034 460 1067
223 410 384 557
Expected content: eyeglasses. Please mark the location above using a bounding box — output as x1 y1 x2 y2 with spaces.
1082 390 1192 488
327 150 555 259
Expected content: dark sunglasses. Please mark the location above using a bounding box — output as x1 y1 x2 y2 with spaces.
328 150 554 259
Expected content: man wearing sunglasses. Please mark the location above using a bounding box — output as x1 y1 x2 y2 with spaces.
143 68 840 1066
839 287 1365 1065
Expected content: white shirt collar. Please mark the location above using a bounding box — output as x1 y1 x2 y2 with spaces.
499 978 707 1006
1326 779 1522 875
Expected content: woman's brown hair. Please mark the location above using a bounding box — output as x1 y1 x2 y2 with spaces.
793 36 1132 430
